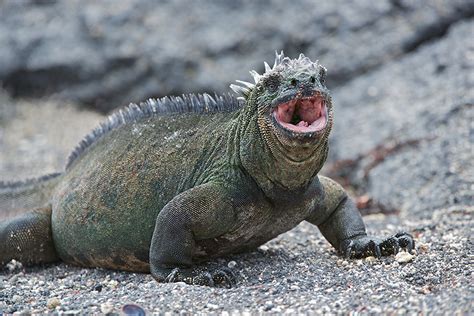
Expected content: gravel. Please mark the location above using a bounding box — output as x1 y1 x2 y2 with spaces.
0 100 102 180
1 218 472 314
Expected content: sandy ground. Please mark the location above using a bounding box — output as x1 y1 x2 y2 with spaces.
0 100 103 180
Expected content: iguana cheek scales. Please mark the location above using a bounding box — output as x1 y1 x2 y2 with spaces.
0 52 414 287
273 96 327 133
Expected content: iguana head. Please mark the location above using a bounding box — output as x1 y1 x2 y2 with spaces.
232 52 332 150
232 52 332 192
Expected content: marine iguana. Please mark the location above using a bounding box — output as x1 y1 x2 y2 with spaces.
0 52 414 287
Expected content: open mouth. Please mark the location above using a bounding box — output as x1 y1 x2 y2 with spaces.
272 95 327 133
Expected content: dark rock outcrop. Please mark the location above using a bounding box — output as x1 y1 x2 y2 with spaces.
0 0 472 112
327 20 473 217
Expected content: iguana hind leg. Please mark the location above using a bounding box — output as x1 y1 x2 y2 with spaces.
0 206 59 266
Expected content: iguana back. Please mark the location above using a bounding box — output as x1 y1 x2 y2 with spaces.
53 107 242 271
1 93 242 271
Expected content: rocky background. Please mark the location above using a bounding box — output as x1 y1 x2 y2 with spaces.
0 0 472 314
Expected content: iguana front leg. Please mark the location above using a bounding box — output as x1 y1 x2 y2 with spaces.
307 176 414 258
149 182 237 287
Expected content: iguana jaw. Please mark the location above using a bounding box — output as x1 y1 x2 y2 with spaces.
271 94 328 136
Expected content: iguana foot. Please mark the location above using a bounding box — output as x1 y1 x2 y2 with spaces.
340 232 414 259
152 266 236 288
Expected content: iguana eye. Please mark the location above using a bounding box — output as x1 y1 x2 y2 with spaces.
290 78 298 86
310 76 316 83
264 75 280 93
267 82 277 92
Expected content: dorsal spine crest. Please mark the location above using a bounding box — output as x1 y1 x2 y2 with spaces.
65 93 242 169
230 51 325 100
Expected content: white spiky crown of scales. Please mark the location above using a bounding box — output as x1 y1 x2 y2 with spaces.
230 51 325 100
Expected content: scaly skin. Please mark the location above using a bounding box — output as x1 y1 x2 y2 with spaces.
0 53 414 287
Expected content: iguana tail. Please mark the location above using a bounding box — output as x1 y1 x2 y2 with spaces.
0 172 62 266
0 172 62 220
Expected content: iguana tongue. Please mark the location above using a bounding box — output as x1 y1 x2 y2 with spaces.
274 96 326 133
298 98 322 123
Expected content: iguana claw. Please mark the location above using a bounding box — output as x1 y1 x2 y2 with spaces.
394 232 415 252
340 232 414 259
152 266 236 288
211 267 237 288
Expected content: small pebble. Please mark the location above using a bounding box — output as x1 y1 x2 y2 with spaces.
13 310 31 316
100 303 114 314
122 304 145 316
418 242 430 253
6 260 23 272
264 301 274 311
227 261 237 269
395 251 415 263
290 285 300 291
93 284 103 292
207 303 219 310
46 297 61 309
107 280 118 288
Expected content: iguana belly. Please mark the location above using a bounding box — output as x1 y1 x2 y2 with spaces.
195 204 312 259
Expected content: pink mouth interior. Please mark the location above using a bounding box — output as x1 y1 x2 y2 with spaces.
273 96 327 133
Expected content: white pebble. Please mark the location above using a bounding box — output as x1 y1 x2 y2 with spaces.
395 251 415 263
47 297 61 309
206 303 219 310
100 302 114 314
